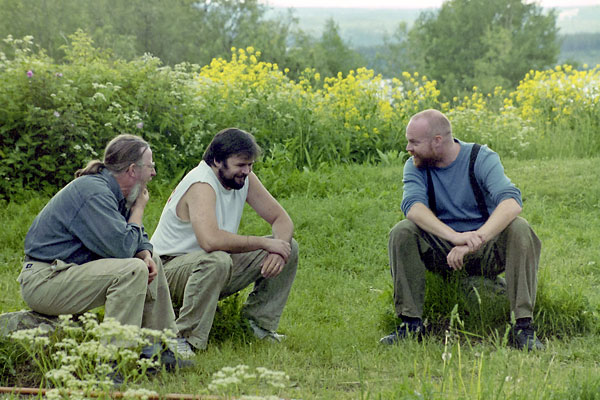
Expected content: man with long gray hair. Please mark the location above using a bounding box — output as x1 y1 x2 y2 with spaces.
20 134 192 372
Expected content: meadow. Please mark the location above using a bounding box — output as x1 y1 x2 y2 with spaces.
1 156 600 399
1 34 600 399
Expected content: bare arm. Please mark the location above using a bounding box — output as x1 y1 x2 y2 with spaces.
246 172 294 277
246 173 294 244
406 202 484 251
184 177 291 259
128 187 149 226
476 198 522 242
447 198 521 270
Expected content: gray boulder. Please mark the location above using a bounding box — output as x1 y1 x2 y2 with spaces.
0 310 59 337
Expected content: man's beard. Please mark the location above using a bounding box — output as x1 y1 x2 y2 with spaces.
412 145 439 169
413 154 437 169
218 167 247 190
126 182 142 209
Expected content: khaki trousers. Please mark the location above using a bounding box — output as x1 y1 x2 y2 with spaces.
388 217 541 320
164 239 298 350
18 254 177 332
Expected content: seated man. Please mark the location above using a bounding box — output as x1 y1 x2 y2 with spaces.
20 134 192 367
151 128 298 351
381 109 542 351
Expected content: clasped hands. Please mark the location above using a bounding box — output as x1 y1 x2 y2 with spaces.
447 231 485 271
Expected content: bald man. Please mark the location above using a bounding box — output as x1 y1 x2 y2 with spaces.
381 109 542 351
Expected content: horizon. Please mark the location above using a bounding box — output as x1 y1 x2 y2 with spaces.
262 0 600 9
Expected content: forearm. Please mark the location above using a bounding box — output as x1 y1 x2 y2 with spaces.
270 214 294 243
128 206 144 226
197 229 270 254
476 198 522 243
406 202 458 242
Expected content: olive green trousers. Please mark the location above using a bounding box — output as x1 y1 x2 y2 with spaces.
388 217 541 321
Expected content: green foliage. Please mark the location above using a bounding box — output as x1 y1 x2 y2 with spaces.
0 0 366 81
2 159 600 397
0 335 32 386
408 0 559 99
9 313 175 392
0 32 207 199
2 32 600 200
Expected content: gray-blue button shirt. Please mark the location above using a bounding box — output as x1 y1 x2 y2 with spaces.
24 168 152 264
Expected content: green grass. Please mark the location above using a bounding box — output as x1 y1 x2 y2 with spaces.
1 158 599 398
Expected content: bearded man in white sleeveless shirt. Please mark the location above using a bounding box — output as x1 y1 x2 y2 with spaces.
151 128 298 352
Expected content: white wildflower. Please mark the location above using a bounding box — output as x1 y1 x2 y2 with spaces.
123 388 159 400
92 92 107 102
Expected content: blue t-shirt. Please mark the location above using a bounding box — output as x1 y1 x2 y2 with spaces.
24 168 152 264
401 140 522 232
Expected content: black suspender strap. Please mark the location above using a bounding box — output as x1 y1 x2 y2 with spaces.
469 143 489 220
426 167 437 215
426 143 489 220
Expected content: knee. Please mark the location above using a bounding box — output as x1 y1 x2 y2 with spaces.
505 217 541 249
506 217 534 239
131 258 149 277
290 238 299 261
282 238 299 273
389 219 417 244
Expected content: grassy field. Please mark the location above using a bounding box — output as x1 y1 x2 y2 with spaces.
1 157 600 399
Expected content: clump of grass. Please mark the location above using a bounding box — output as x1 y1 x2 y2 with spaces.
379 267 596 344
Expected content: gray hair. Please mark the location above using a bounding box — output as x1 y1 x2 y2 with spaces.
75 134 149 177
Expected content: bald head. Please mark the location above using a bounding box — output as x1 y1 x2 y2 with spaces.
408 109 452 141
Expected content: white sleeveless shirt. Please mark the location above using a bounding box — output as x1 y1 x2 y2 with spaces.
150 161 249 256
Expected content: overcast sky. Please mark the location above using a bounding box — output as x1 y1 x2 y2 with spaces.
262 0 600 9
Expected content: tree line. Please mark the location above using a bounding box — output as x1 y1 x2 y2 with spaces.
0 0 560 100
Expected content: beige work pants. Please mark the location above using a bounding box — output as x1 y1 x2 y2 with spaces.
164 239 298 350
18 254 177 332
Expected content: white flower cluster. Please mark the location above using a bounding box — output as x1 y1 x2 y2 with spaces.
10 313 172 392
122 388 159 400
256 367 290 389
208 364 290 395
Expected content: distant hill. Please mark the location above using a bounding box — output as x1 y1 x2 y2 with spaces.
267 7 423 47
266 5 600 66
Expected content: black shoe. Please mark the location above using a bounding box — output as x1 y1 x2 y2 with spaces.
140 344 196 373
379 320 424 345
510 325 543 351
107 362 124 387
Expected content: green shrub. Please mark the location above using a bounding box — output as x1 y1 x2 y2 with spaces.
0 32 207 199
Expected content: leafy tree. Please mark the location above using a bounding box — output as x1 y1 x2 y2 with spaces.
0 0 297 67
374 22 417 78
408 0 559 98
316 18 365 77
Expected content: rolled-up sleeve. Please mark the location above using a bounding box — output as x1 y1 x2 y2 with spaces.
69 193 151 259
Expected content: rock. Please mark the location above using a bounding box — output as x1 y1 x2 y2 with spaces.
0 310 59 337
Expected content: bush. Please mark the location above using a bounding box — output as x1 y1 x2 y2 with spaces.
2 33 600 200
0 32 207 199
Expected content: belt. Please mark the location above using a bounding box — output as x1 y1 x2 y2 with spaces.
160 255 177 264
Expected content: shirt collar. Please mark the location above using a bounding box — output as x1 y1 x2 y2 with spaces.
100 168 126 206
